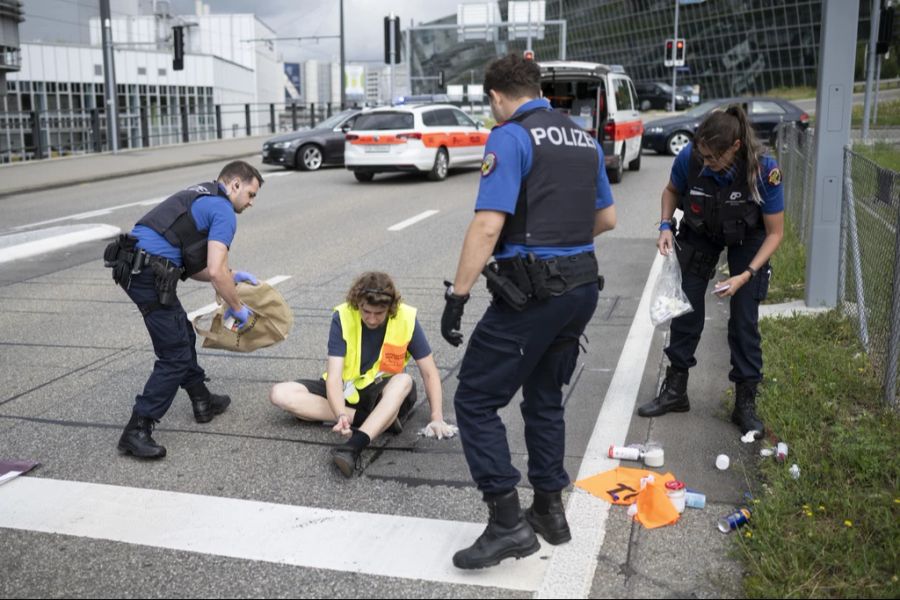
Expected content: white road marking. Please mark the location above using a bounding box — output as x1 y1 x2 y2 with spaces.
536 250 665 599
186 275 292 321
263 171 293 178
388 210 439 231
0 477 550 591
0 224 121 264
12 197 165 231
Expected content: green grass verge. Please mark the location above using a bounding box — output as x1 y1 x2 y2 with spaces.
766 214 806 304
736 312 900 598
853 142 900 172
852 99 900 128
766 86 819 101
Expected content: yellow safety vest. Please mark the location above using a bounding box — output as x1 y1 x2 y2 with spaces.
323 302 417 404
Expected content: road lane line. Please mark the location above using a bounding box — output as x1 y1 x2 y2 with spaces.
12 197 165 231
0 224 121 264
186 275 292 321
536 250 666 599
388 210 439 231
0 477 549 591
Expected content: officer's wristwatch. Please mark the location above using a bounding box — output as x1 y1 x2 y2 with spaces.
744 266 758 279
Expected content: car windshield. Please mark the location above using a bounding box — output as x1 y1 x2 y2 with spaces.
353 112 414 130
315 111 355 130
684 101 721 117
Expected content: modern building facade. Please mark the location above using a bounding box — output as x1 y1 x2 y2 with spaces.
410 0 876 100
0 0 23 99
1 4 283 162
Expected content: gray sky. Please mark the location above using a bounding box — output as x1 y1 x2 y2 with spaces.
21 0 461 63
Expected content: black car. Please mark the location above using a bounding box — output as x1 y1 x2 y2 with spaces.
262 109 361 171
642 97 810 156
634 82 692 111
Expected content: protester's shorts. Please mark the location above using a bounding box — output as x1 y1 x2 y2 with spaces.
296 377 391 428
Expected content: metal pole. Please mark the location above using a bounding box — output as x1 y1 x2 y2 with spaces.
99 0 119 152
886 177 900 407
340 0 346 110
527 0 533 52
560 19 567 60
862 0 881 142
670 0 679 112
291 102 298 131
388 12 395 103
407 18 413 98
269 103 276 133
215 104 222 139
245 104 251 136
873 55 883 125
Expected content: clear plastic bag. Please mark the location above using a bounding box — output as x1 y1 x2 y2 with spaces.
649 251 693 327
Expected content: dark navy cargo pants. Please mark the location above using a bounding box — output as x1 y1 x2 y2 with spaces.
454 283 598 496
665 231 771 383
123 269 206 420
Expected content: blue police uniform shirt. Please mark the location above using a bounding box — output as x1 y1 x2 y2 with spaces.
327 313 432 374
131 183 237 266
475 97 615 260
669 142 784 214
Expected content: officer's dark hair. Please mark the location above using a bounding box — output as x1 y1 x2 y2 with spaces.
217 160 264 188
347 271 401 318
694 104 764 204
483 54 541 99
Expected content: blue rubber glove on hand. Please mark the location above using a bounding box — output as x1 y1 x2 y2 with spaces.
233 271 259 285
224 304 253 330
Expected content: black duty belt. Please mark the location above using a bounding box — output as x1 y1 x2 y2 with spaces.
484 251 603 310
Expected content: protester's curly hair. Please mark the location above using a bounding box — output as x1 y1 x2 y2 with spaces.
483 53 541 99
346 271 401 318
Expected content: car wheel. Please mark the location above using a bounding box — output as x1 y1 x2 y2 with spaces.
427 147 449 181
354 171 374 182
628 141 642 171
298 144 323 171
640 100 651 111
666 131 692 156
607 146 625 184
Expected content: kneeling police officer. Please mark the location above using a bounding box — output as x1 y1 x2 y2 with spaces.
442 54 616 569
104 160 263 459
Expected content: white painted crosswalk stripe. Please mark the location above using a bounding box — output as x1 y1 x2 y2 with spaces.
0 224 121 264
0 477 550 591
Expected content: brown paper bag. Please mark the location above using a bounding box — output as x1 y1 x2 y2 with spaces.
192 281 294 353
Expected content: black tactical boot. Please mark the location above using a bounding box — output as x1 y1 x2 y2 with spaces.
453 489 540 570
526 489 571 545
637 366 690 417
185 381 231 424
117 410 166 458
387 386 418 435
732 381 764 438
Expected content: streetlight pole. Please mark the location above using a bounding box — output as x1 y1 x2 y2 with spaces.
100 0 119 152
670 0 680 112
340 0 346 110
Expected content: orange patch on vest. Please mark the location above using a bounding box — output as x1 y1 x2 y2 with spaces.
380 342 409 374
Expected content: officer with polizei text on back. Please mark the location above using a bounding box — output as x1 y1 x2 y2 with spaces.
637 105 784 439
104 160 264 459
442 54 616 569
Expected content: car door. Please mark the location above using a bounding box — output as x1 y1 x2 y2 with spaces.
748 100 788 145
326 113 358 163
450 108 486 163
611 76 641 165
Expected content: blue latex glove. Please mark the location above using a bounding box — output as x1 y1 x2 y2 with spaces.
224 304 253 330
233 271 259 285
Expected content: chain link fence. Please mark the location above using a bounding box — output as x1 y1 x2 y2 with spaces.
777 122 900 407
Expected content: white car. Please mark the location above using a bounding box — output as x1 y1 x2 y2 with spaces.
344 104 489 182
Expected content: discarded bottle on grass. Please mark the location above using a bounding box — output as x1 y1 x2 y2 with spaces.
776 442 788 462
717 507 751 533
789 464 800 479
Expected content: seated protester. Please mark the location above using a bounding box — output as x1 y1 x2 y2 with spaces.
270 271 455 477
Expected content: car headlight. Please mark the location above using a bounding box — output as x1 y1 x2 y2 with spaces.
648 126 664 134
273 141 292 149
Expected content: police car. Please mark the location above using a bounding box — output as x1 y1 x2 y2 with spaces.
344 103 489 182
538 61 643 183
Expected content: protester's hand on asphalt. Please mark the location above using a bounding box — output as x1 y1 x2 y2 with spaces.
424 420 459 440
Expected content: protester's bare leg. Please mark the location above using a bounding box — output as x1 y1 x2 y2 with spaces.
358 374 412 440
269 382 355 422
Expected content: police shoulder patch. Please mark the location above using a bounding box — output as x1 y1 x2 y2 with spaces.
481 152 498 177
767 167 782 187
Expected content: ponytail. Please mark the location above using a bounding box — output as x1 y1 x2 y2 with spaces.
695 104 765 205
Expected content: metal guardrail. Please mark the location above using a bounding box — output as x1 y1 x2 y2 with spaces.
778 122 900 407
0 101 337 163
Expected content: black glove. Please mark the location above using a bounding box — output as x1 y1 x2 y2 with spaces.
441 280 469 347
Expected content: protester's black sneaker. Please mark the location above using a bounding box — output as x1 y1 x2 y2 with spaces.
330 446 362 478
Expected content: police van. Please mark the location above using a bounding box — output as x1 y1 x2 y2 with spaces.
538 61 643 183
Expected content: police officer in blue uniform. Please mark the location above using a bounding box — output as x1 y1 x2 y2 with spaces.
104 160 264 459
441 54 616 569
637 105 784 439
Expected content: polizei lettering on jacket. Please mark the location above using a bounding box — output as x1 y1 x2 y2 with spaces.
529 126 596 148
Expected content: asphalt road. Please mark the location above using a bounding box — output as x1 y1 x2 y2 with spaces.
0 151 748 598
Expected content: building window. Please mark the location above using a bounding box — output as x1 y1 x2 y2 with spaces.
158 68 166 76
138 67 147 76
94 65 102 76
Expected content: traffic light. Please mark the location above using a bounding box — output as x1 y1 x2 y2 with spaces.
384 16 401 64
523 49 535 61
173 26 184 71
674 38 686 66
664 39 674 67
876 6 895 55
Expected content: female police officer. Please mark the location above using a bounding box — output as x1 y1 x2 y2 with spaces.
637 105 784 439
